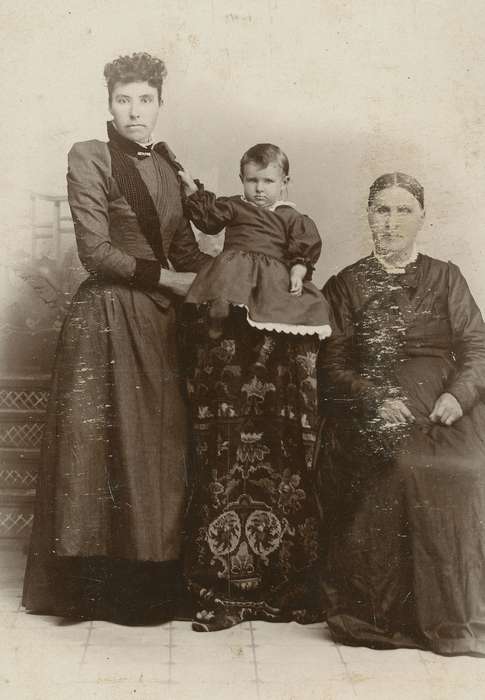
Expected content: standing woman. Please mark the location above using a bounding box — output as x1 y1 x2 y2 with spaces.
22 53 210 623
318 173 485 654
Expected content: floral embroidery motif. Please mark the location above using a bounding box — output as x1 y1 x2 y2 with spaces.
245 510 283 561
207 510 241 556
182 308 322 631
241 377 276 413
278 470 306 513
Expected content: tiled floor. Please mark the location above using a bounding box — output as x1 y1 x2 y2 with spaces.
1 548 485 700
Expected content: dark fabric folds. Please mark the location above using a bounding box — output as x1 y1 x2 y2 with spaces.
318 253 485 655
133 258 162 288
108 140 168 266
23 130 209 621
184 189 330 331
22 281 190 617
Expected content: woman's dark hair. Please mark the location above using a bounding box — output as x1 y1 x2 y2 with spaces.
368 172 424 209
240 143 290 177
104 52 167 103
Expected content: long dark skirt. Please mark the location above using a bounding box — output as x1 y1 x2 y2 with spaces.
181 307 323 631
319 356 485 655
22 279 189 622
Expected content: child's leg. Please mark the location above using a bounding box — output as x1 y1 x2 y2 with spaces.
208 299 230 339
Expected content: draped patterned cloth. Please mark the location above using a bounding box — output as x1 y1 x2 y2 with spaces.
181 307 324 631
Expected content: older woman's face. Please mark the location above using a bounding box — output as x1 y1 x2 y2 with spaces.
109 81 160 143
368 186 424 256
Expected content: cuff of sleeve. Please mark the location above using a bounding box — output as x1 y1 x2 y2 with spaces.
132 259 162 288
289 258 315 281
446 383 476 414
185 180 204 201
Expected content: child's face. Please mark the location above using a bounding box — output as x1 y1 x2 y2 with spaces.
240 161 288 208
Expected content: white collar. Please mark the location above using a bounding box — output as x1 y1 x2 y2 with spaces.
240 195 296 212
373 243 418 274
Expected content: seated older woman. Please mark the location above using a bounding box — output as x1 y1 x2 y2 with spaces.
318 172 485 655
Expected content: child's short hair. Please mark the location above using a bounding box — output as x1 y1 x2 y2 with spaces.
240 143 289 177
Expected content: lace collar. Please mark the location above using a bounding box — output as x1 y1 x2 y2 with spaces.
240 196 296 212
373 243 418 274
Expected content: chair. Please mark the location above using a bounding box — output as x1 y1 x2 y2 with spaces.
30 193 74 263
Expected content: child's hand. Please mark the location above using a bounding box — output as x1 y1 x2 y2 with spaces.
178 170 198 196
289 264 306 296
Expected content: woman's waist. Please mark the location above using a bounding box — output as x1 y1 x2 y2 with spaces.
74 275 172 308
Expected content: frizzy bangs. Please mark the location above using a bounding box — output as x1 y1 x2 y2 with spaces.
104 52 167 102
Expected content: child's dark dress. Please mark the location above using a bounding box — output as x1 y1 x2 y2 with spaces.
185 190 331 338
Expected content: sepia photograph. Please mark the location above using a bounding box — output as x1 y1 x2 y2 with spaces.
1 0 485 698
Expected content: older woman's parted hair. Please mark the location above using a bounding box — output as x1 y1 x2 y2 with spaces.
368 172 424 209
104 52 167 103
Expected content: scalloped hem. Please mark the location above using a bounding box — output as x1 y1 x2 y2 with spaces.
246 317 331 339
232 304 331 339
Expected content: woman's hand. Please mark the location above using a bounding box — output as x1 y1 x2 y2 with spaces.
159 269 196 297
178 170 198 197
289 264 306 296
429 392 463 426
377 398 415 425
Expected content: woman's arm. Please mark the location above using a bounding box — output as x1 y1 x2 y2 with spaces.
159 216 213 297
319 273 374 413
67 142 161 288
445 262 485 414
168 217 212 273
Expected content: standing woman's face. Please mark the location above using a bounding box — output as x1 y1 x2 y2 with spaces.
368 186 425 257
110 81 161 143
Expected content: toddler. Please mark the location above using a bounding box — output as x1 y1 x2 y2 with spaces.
179 143 331 340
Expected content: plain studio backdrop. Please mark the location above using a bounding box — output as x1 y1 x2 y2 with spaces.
1 3 485 697
1 0 485 307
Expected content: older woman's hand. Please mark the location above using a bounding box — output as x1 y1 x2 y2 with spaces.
159 269 196 297
378 398 415 425
429 392 463 426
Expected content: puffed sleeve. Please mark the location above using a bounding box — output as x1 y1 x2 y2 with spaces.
319 273 376 415
445 263 485 413
286 213 322 280
168 217 212 273
67 142 161 288
184 187 235 235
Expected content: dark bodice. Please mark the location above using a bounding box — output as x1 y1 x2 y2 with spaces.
67 138 209 303
320 254 485 415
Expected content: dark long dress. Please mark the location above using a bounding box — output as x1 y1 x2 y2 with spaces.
318 253 485 655
181 306 323 631
22 126 209 622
